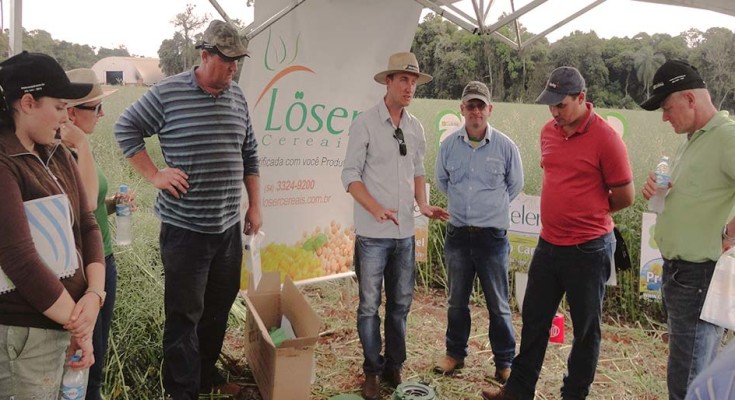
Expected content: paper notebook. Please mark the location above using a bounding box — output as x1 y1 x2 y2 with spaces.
0 194 79 294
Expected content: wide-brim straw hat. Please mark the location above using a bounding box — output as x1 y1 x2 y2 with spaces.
373 52 432 85
64 68 118 107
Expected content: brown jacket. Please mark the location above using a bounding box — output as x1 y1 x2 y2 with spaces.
0 129 103 329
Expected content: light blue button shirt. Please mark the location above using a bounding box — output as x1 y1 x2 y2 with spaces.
436 124 524 229
341 100 426 239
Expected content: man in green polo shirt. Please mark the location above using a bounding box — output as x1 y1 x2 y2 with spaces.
639 60 735 400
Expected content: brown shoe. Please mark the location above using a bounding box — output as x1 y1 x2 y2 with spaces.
481 386 518 400
381 367 402 388
362 374 379 400
433 354 464 375
206 381 241 397
494 367 511 384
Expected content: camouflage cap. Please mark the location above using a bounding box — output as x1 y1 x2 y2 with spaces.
462 81 491 104
197 20 249 59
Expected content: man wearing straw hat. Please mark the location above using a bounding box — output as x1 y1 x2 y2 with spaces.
115 20 259 399
342 52 448 400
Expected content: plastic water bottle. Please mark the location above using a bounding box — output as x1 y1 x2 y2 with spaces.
116 185 132 245
60 351 88 400
648 156 670 213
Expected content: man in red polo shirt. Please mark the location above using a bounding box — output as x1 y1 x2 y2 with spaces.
482 66 635 400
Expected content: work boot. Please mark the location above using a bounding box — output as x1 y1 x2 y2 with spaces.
433 354 464 375
481 386 518 400
494 367 511 384
381 367 402 388
362 374 379 400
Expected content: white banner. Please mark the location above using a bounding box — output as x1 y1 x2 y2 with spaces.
240 0 423 284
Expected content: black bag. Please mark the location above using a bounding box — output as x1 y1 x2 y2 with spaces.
613 227 632 271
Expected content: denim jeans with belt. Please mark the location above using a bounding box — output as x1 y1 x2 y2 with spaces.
160 222 242 400
443 224 515 368
355 235 415 375
87 253 118 400
506 231 614 400
662 259 723 400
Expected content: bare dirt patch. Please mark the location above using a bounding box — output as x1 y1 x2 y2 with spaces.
221 279 670 399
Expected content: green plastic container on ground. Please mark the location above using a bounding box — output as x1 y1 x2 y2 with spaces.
328 395 363 400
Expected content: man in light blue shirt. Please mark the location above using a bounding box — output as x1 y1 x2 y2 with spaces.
434 81 524 384
341 52 448 400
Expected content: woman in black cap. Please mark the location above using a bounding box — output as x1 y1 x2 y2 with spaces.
0 52 105 398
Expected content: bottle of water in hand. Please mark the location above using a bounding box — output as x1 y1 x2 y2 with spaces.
648 156 670 213
116 185 132 245
60 351 88 400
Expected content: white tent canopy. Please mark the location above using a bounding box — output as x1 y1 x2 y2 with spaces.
229 0 735 52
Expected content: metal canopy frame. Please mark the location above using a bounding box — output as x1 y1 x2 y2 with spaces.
5 0 733 56
413 0 609 51
207 0 735 54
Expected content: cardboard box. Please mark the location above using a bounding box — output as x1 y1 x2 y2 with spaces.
244 272 321 400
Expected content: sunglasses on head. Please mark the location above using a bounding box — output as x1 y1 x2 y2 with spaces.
393 128 407 156
74 102 103 114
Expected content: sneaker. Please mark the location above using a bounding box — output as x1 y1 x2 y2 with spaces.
362 374 380 400
381 367 402 388
481 386 518 400
494 367 511 384
433 355 464 375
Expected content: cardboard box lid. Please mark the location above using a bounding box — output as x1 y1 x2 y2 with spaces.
246 272 321 348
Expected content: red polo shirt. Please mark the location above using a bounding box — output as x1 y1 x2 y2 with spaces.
539 103 632 245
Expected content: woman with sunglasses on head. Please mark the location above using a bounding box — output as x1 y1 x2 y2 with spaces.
62 68 134 400
0 52 105 397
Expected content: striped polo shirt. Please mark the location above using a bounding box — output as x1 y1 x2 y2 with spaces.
115 68 259 234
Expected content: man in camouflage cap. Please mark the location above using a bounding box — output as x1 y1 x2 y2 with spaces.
114 18 259 399
195 20 250 60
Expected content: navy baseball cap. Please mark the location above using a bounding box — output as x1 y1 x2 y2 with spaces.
536 66 586 105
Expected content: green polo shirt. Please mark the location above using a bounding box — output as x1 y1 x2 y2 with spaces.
655 111 735 262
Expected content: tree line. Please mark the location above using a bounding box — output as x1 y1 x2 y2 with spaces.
412 13 735 112
0 28 131 69
2 7 734 113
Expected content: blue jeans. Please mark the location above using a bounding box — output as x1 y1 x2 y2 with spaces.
87 254 118 400
355 235 415 375
160 222 242 400
662 259 723 400
506 232 614 400
443 224 515 368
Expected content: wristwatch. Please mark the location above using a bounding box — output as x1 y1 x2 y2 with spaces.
722 225 735 242
85 289 107 308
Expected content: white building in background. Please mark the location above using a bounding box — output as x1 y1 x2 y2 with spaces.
91 57 165 86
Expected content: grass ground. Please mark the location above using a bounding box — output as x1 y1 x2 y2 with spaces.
219 279 671 400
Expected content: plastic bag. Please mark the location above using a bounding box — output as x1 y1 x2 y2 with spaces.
700 247 735 330
240 231 265 291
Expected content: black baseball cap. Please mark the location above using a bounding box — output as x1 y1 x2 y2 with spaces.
0 52 93 103
536 66 586 105
639 60 706 111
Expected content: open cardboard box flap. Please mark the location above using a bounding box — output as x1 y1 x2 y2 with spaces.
246 272 320 348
